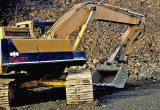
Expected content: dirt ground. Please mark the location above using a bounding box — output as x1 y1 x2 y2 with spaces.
10 80 160 110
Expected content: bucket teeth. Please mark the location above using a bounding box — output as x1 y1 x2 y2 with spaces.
92 64 128 88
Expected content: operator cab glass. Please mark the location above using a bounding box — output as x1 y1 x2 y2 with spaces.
5 31 30 37
3 27 31 38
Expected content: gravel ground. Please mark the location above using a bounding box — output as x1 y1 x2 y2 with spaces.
10 80 160 110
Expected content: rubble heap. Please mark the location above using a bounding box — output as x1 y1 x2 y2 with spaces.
0 0 160 80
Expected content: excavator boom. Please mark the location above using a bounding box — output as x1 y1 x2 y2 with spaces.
43 2 144 62
44 2 143 39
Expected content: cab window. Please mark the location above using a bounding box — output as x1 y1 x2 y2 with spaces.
5 31 30 37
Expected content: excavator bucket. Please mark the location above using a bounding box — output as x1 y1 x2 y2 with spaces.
92 64 128 88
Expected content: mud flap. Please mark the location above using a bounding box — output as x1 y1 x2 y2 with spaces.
92 64 128 88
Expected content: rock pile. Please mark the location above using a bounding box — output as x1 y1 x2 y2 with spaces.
0 0 160 80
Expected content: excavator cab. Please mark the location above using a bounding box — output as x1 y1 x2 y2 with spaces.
0 27 31 38
16 20 55 38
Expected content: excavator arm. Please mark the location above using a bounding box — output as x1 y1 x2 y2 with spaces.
44 2 144 61
43 2 145 89
45 2 143 39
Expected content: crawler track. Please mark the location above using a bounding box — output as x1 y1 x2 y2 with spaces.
66 71 94 104
0 78 14 110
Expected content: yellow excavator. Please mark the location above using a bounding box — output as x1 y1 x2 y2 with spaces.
0 2 144 109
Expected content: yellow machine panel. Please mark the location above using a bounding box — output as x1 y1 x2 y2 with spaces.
12 39 38 52
37 39 73 52
0 28 4 39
